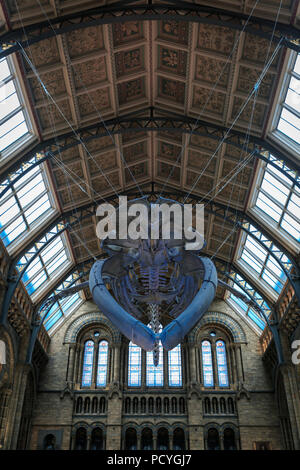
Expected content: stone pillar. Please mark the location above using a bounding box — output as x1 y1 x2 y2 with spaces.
75 345 84 386
189 344 197 384
228 344 237 385
67 344 76 385
113 344 121 383
153 433 157 451
234 345 243 385
0 388 12 449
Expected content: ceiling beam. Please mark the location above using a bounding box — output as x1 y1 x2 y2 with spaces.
0 2 299 60
1 109 299 199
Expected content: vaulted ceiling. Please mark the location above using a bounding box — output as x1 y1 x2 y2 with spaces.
0 0 299 306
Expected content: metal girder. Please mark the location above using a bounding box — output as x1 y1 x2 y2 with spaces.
26 280 89 364
0 1 299 59
0 110 299 201
217 262 284 364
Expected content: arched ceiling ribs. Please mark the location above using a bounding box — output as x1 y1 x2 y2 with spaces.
7 186 298 276
214 256 275 308
3 185 296 325
1 109 299 201
0 1 299 60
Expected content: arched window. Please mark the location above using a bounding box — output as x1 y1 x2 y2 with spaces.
81 340 94 387
74 427 87 450
43 434 56 450
125 428 137 450
128 341 142 387
173 428 185 450
206 428 220 450
97 340 108 387
223 428 236 450
200 329 231 389
168 344 182 387
141 428 153 450
146 344 164 387
157 428 169 450
202 340 214 387
216 340 229 388
91 428 104 450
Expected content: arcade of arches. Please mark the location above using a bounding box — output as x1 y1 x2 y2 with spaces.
0 0 300 451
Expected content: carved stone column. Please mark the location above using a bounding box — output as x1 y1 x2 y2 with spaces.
189 343 197 384
67 344 76 385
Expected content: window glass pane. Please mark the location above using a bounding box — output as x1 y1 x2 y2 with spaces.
0 115 28 152
278 117 300 143
216 341 229 388
168 344 182 387
128 342 142 387
0 92 20 120
82 340 94 387
202 340 214 387
146 345 163 387
0 58 11 82
256 193 282 222
96 340 108 387
281 214 300 241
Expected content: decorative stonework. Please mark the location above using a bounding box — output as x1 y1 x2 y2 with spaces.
123 141 147 163
66 26 104 58
192 86 226 115
197 25 235 54
37 99 72 130
158 46 187 76
158 77 185 104
118 77 146 106
187 150 216 175
115 48 144 78
157 161 181 183
72 57 107 89
29 69 66 103
125 162 148 183
64 311 122 344
158 20 189 45
88 151 118 175
77 88 111 117
112 22 143 46
195 56 230 88
188 311 247 344
158 141 182 163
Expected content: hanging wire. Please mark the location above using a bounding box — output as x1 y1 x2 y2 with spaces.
183 38 283 205
13 0 123 265
158 0 263 197
33 0 145 197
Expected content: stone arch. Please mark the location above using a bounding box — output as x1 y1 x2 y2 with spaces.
189 311 247 344
64 312 122 344
0 326 16 389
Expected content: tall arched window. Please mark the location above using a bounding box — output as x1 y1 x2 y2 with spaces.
81 340 94 387
128 341 142 387
216 340 229 387
146 343 164 387
168 344 182 387
202 340 214 387
96 340 108 387
146 323 163 387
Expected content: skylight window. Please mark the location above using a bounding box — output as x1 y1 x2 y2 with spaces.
226 273 271 330
17 227 71 297
0 57 33 156
43 274 83 331
238 233 287 294
0 165 54 248
252 159 300 243
275 53 300 146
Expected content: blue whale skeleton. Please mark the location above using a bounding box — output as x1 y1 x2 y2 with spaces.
89 197 218 365
30 198 279 366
